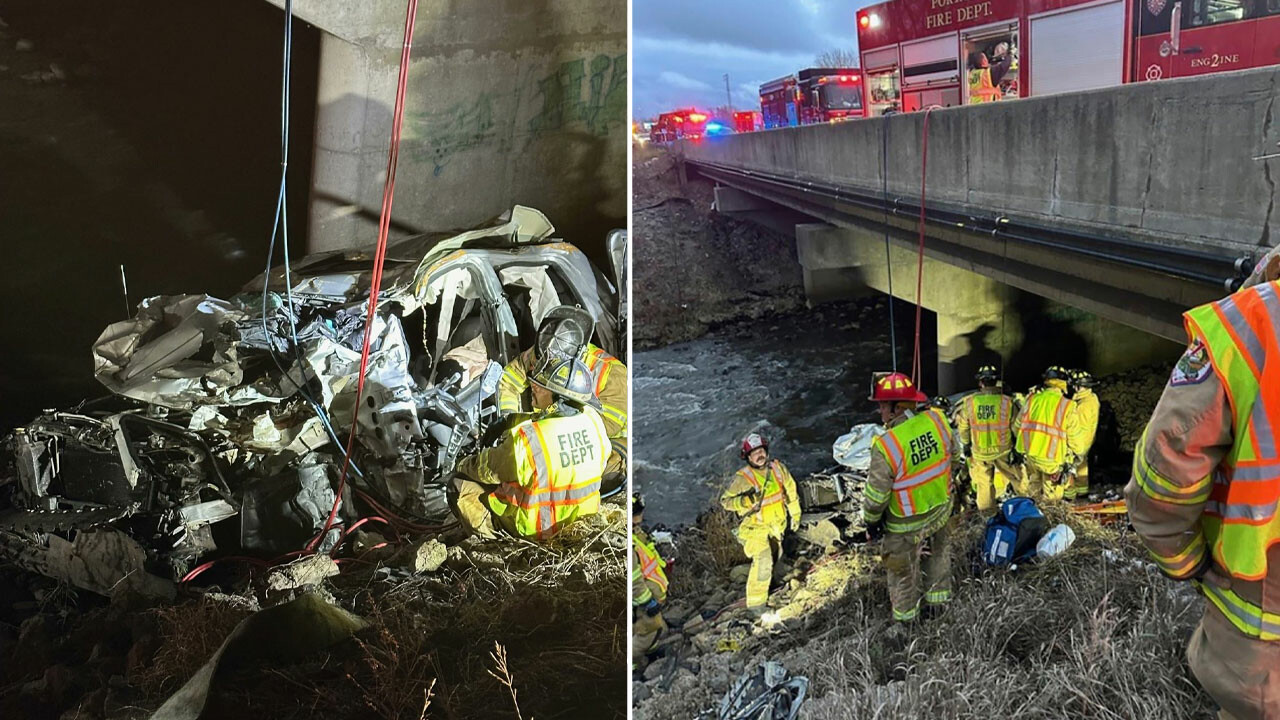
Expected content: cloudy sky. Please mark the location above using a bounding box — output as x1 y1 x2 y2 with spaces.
633 0 877 119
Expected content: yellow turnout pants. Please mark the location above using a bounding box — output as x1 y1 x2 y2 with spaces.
969 455 1015 513
1015 465 1068 502
1187 603 1280 720
738 525 782 609
1064 457 1090 500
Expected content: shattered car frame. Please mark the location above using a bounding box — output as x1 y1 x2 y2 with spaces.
0 206 626 597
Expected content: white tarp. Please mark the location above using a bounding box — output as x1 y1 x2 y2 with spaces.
832 423 886 471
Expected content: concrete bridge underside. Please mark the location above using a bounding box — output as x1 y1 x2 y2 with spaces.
682 66 1280 393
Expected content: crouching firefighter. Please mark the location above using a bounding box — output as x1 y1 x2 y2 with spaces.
719 432 800 616
1125 250 1280 719
453 358 611 540
496 305 629 492
632 493 668 672
954 365 1017 514
865 372 957 622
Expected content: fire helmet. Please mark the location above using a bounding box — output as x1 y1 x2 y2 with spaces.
975 365 999 383
1069 369 1097 389
740 432 769 459
535 305 593 368
532 358 599 408
869 372 928 403
632 492 645 515
1043 366 1070 382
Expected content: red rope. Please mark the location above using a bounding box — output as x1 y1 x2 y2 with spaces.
310 0 421 553
911 108 933 387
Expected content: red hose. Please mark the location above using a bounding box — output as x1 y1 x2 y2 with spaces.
911 108 933 387
310 0 421 553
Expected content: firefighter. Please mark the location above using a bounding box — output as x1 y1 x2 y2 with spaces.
954 365 1017 513
719 432 800 615
496 305 628 489
966 42 1014 104
632 493 668 671
1012 366 1087 501
864 372 957 622
1065 369 1100 503
453 357 611 540
1125 249 1280 718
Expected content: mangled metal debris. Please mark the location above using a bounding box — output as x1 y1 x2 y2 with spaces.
0 206 625 595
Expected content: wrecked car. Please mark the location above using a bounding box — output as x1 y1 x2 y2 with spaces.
0 206 626 597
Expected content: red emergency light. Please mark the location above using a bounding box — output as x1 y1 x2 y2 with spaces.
689 112 707 122
859 14 870 28
672 116 683 122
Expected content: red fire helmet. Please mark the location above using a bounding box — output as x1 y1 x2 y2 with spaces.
869 372 928 403
740 432 769 459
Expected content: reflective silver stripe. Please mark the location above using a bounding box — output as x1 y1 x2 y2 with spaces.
1219 293 1267 372
1134 458 1208 502
879 435 904 472
1204 500 1278 522
547 479 602 504
1229 462 1280 481
1251 394 1279 460
893 460 950 491
1201 582 1280 638
521 427 550 486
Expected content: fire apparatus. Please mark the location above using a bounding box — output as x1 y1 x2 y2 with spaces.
759 68 868 128
734 110 763 133
855 0 1280 115
649 108 710 143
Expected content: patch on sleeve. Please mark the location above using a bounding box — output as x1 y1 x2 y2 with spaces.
1170 340 1212 386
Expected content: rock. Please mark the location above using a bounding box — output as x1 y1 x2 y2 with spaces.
266 554 339 592
15 38 32 51
408 538 448 574
15 615 53 669
684 659 702 675
663 603 690 624
632 681 651 703
642 656 673 682
729 564 750 585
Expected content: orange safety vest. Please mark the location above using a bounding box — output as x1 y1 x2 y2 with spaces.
1016 389 1071 465
735 461 789 527
633 531 668 603
1185 281 1280 581
968 68 1002 103
873 409 954 531
965 392 1013 460
488 407 609 539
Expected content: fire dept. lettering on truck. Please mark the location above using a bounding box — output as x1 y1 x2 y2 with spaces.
909 433 941 466
927 0 994 29
557 429 596 466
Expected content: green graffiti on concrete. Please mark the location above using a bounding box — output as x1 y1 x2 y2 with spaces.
407 95 498 176
529 53 626 137
408 53 625 175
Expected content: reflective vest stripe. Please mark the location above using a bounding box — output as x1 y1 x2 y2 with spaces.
877 431 906 473
1183 281 1280 580
1132 431 1213 505
884 411 952 520
1197 580 1280 640
634 533 669 600
1018 391 1070 464
738 467 785 509
1147 533 1205 578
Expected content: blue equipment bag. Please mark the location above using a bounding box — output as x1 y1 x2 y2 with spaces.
982 497 1048 566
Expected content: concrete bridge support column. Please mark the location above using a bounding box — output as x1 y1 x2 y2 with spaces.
794 223 875 305
934 276 1020 395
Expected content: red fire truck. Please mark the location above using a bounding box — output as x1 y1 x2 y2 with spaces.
759 68 868 128
854 0 1280 115
733 110 763 133
649 108 710 143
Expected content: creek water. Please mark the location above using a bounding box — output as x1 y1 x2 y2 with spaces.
632 299 935 527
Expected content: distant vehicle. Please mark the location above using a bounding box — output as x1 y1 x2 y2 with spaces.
733 110 762 133
854 0 1279 116
650 108 710 143
759 68 867 128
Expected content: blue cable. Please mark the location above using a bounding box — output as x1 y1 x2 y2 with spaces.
258 0 364 478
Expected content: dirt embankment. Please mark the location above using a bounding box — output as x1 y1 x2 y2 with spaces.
634 364 1210 719
632 146 806 348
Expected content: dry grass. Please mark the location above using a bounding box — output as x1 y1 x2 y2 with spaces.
129 596 254 699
